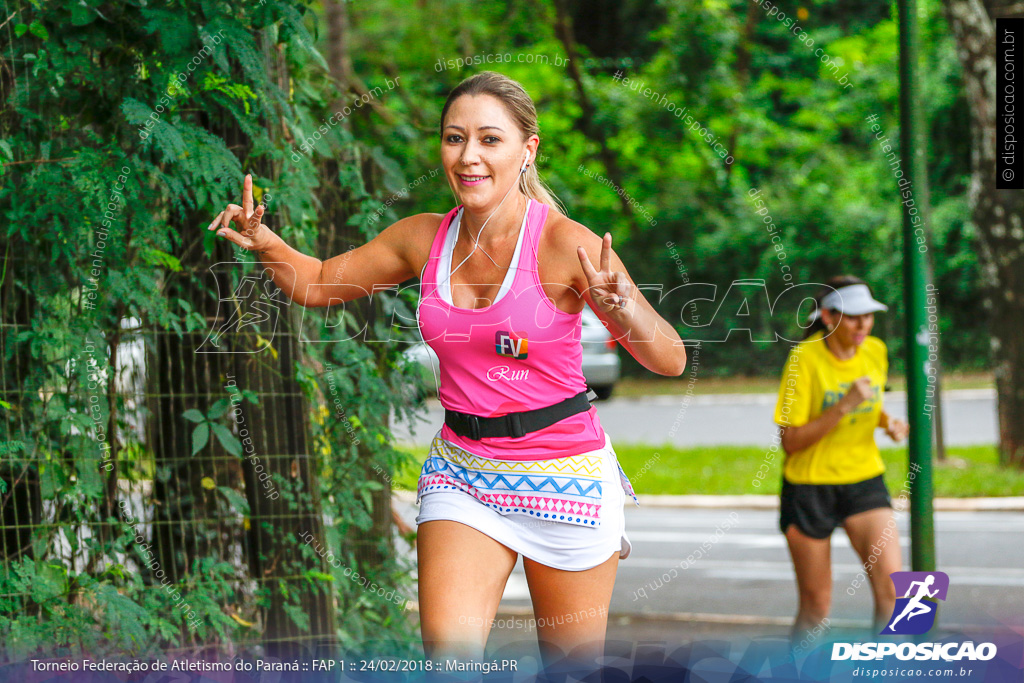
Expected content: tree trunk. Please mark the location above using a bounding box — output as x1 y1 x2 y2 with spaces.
147 204 335 654
943 0 1024 466
552 0 639 229
721 0 762 182
323 0 394 571
147 269 227 586
0 248 42 571
237 315 335 658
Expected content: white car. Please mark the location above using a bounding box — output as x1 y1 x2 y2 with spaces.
402 305 620 401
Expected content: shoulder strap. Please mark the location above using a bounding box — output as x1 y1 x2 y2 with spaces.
420 206 462 298
526 199 550 271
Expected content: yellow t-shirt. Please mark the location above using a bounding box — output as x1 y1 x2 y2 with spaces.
773 331 888 484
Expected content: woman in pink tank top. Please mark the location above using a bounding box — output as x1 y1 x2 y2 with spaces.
417 198 608 461
209 71 687 674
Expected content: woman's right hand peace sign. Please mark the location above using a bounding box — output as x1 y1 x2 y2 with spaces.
577 232 633 315
207 174 275 253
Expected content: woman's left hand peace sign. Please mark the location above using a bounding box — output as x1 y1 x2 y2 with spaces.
577 232 634 315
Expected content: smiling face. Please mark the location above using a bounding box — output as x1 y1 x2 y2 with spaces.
441 94 538 213
821 309 875 348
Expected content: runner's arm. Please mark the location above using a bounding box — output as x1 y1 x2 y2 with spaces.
571 225 686 376
780 376 873 455
255 215 428 308
779 403 850 455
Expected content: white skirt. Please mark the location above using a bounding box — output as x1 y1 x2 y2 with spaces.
414 431 633 572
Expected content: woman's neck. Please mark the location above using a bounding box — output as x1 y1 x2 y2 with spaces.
460 193 529 249
823 332 857 361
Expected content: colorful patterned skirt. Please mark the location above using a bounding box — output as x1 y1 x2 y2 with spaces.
415 430 639 571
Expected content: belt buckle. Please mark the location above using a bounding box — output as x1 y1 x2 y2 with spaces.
506 413 525 438
467 414 481 440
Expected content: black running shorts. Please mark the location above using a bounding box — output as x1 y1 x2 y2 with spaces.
779 474 892 539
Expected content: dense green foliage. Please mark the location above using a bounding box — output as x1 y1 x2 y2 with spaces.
1 0 420 659
0 0 980 659
346 0 976 377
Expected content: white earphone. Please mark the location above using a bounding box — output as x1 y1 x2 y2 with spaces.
519 153 531 174
443 150 532 279
430 148 535 292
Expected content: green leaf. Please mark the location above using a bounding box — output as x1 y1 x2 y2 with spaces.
29 21 48 41
94 584 149 645
217 485 250 516
211 423 242 456
281 602 311 631
120 97 157 126
138 247 182 273
30 563 67 603
208 397 230 419
182 409 205 423
191 422 210 455
14 24 27 38
70 3 95 26
63 524 79 555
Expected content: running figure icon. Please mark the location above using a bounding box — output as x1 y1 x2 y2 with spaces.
887 574 939 631
882 571 949 635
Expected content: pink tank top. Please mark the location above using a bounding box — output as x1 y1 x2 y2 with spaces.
416 200 607 461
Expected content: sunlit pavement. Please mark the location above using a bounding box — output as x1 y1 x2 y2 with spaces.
394 500 1024 646
391 389 1014 666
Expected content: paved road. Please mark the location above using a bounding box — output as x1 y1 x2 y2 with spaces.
393 503 1024 633
391 390 997 447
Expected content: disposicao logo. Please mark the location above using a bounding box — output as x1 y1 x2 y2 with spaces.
495 330 527 359
831 570 997 662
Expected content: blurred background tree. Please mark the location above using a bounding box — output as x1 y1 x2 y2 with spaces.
0 0 1012 658
941 0 1024 467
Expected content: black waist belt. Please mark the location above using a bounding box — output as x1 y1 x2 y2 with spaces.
445 390 595 440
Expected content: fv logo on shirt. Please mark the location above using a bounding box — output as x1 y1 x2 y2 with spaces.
495 330 528 359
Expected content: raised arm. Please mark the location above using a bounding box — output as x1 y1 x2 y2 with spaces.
208 174 435 307
569 223 686 376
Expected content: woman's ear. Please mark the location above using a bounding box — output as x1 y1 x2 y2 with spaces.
820 308 838 331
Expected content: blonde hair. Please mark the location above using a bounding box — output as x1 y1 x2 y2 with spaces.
439 71 566 215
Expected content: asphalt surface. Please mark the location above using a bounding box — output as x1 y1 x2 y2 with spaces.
389 390 1011 669
392 502 1024 656
391 389 997 448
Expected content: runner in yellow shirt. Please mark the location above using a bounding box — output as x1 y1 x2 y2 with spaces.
774 276 909 641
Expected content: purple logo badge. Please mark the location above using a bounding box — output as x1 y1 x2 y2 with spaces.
882 571 949 635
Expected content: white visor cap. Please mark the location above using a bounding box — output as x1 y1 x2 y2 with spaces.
808 284 888 321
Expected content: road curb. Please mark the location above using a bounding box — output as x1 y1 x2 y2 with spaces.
633 494 1024 511
461 607 1003 635
394 489 1024 511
